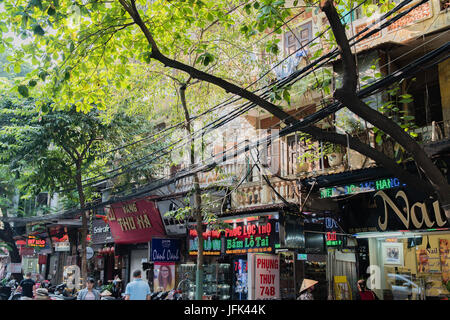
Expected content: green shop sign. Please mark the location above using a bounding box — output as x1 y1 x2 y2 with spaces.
320 177 405 199
188 219 279 256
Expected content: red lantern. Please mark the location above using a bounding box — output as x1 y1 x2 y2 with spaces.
110 247 115 254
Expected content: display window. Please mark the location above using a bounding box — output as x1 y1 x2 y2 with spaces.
366 232 450 300
177 262 231 300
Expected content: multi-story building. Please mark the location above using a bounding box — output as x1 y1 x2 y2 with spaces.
160 0 450 300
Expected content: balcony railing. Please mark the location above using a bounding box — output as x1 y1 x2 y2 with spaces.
174 162 248 193
232 178 299 209
415 120 450 143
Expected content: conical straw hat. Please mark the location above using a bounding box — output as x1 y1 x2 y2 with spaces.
300 279 318 293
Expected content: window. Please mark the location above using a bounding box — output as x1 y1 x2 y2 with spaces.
284 22 312 56
36 192 49 206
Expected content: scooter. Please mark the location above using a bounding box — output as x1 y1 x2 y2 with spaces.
165 289 183 300
8 287 22 300
0 286 11 300
48 283 77 300
150 291 160 300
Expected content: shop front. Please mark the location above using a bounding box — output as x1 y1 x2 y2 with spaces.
184 212 280 300
278 212 339 300
338 180 450 300
16 235 52 281
89 218 118 284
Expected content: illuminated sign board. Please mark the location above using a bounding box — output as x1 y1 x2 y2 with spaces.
26 236 46 248
188 219 279 256
326 232 342 246
320 177 405 199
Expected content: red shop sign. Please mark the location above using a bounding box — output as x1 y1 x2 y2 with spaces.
106 198 165 244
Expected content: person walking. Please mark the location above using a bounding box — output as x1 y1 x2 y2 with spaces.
297 279 318 300
124 270 151 300
95 279 104 292
18 272 36 299
356 279 379 300
111 276 122 299
77 278 101 300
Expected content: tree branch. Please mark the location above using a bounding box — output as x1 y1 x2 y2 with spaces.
321 0 450 211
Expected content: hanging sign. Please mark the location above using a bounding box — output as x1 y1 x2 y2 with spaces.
106 198 166 244
26 236 46 248
54 241 70 252
151 238 181 262
91 219 114 245
248 253 280 300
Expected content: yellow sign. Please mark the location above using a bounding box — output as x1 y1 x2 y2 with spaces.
334 276 352 300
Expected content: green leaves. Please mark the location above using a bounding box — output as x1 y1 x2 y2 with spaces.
196 52 215 66
32 24 45 36
18 85 29 97
265 39 280 55
47 6 56 16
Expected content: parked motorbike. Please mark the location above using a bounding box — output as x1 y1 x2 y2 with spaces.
8 287 22 300
166 289 183 300
0 286 11 300
47 283 77 300
150 290 182 300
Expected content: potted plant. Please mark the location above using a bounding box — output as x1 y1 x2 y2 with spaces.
297 150 317 173
325 143 344 167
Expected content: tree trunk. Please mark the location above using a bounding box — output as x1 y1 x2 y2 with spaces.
75 163 88 285
320 0 450 222
179 84 204 300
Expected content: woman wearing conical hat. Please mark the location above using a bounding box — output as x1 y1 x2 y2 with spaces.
297 279 318 300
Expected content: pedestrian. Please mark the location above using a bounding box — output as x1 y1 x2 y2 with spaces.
77 278 101 300
95 279 104 291
356 279 379 300
297 279 318 300
124 270 151 300
18 272 36 299
111 276 122 299
34 288 50 300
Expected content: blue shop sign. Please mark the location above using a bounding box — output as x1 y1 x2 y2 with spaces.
151 238 181 262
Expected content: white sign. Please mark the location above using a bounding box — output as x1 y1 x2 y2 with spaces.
248 253 280 300
86 247 94 260
54 241 70 252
